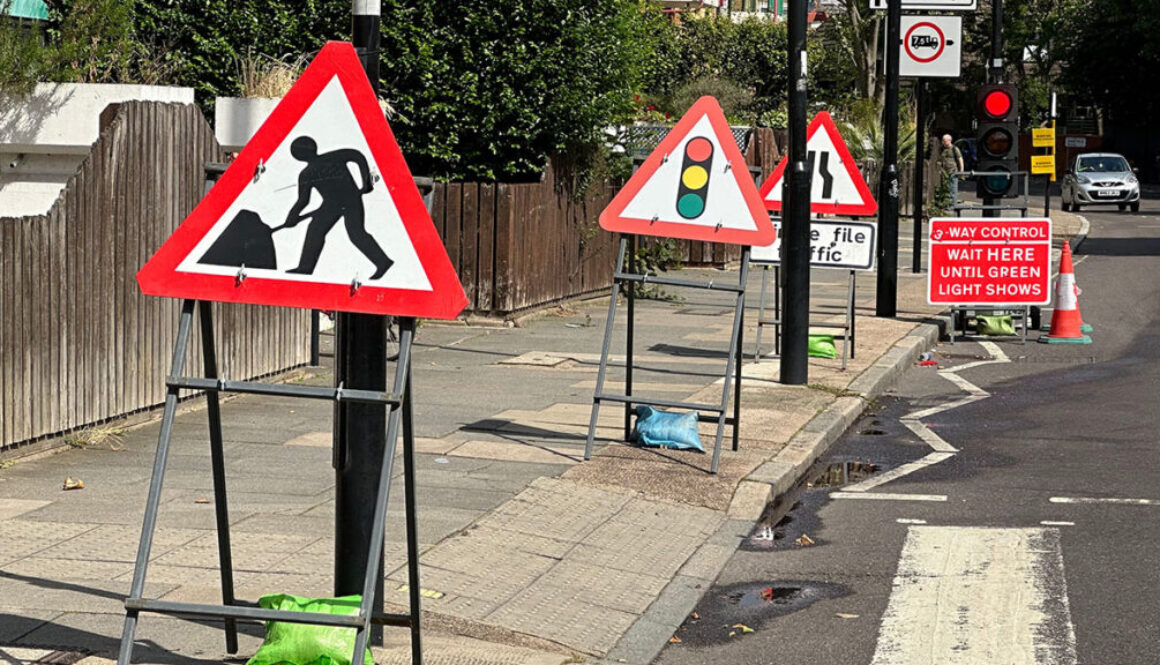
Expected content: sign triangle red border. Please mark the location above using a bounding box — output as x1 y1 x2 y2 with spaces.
758 111 878 217
137 41 467 320
599 96 775 246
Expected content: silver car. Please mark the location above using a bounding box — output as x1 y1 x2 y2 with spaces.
1062 152 1140 212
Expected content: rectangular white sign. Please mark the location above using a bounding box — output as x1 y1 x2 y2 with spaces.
1064 137 1087 148
900 16 962 78
872 0 976 10
751 218 877 271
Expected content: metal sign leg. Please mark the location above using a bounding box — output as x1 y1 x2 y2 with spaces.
754 266 768 363
351 318 415 665
624 234 636 441
732 268 745 453
118 300 196 665
712 250 751 473
401 338 423 665
197 301 238 654
585 238 628 460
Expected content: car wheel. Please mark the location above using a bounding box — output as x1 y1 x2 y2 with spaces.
1132 201 1140 213
1119 203 1128 211
1073 202 1082 212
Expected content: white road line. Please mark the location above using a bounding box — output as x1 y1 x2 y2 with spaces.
899 418 959 452
1050 496 1160 506
831 492 948 502
843 452 956 492
896 518 927 524
871 526 1078 665
1041 521 1075 526
848 340 1008 500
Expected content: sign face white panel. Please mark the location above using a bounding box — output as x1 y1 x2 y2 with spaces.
900 16 962 78
872 0 976 10
751 218 877 271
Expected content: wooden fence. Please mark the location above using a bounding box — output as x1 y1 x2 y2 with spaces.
435 128 786 314
1 102 310 452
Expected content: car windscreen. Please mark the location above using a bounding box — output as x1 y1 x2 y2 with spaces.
1077 156 1130 173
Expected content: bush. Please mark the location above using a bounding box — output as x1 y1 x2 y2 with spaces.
379 0 654 181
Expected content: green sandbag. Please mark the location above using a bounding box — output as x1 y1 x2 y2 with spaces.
976 314 1015 336
808 334 837 359
246 594 373 665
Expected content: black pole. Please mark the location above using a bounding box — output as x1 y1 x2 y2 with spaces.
984 0 1004 217
336 0 386 647
875 0 901 317
912 80 926 273
780 0 811 385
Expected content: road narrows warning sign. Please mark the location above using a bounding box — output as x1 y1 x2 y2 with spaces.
599 96 775 246
759 112 877 217
137 41 467 319
927 218 1053 306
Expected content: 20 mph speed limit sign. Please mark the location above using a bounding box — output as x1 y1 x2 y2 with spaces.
899 16 962 78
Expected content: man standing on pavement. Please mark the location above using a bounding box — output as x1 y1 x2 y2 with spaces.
940 134 965 206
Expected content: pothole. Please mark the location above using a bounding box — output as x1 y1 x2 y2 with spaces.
670 581 849 647
743 459 879 551
807 460 878 487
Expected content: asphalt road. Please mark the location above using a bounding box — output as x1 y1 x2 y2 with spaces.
655 196 1160 664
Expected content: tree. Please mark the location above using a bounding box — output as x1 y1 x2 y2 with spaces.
1056 0 1160 126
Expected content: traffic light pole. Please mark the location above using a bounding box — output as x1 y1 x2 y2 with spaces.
912 80 926 274
984 0 1004 218
336 0 386 646
780 0 812 385
875 0 901 317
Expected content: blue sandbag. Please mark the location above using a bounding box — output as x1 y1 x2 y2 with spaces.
631 406 704 452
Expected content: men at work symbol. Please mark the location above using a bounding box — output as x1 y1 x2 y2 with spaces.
280 136 393 279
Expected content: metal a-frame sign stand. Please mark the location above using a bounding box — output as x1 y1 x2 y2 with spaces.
117 300 422 665
122 40 468 665
583 235 750 474
583 96 774 475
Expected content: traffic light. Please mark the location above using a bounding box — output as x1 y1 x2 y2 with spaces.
676 137 713 219
975 84 1019 198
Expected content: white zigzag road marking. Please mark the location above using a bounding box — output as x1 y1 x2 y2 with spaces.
835 341 1009 501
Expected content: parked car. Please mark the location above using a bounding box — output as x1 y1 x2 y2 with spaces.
1062 152 1140 212
954 137 977 171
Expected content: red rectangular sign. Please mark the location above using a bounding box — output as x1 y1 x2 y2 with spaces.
928 217 1053 306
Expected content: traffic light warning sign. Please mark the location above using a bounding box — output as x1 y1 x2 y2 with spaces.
599 96 775 246
759 111 878 217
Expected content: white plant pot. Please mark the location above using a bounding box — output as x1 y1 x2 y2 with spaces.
214 97 282 152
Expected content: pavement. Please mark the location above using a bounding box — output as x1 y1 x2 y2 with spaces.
0 209 1084 665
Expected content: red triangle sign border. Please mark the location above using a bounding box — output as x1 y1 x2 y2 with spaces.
758 111 878 217
137 41 468 320
599 96 775 247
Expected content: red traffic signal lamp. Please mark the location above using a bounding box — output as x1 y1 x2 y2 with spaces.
976 84 1020 198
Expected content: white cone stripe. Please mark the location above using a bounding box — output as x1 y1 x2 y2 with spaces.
1056 272 1078 310
871 527 1078 665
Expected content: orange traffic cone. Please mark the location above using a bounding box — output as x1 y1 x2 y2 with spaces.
1039 242 1091 344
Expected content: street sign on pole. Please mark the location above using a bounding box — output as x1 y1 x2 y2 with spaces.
872 0 976 9
759 111 878 216
1032 127 1055 147
1031 155 1055 175
899 15 962 78
752 218 877 271
928 217 1052 306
